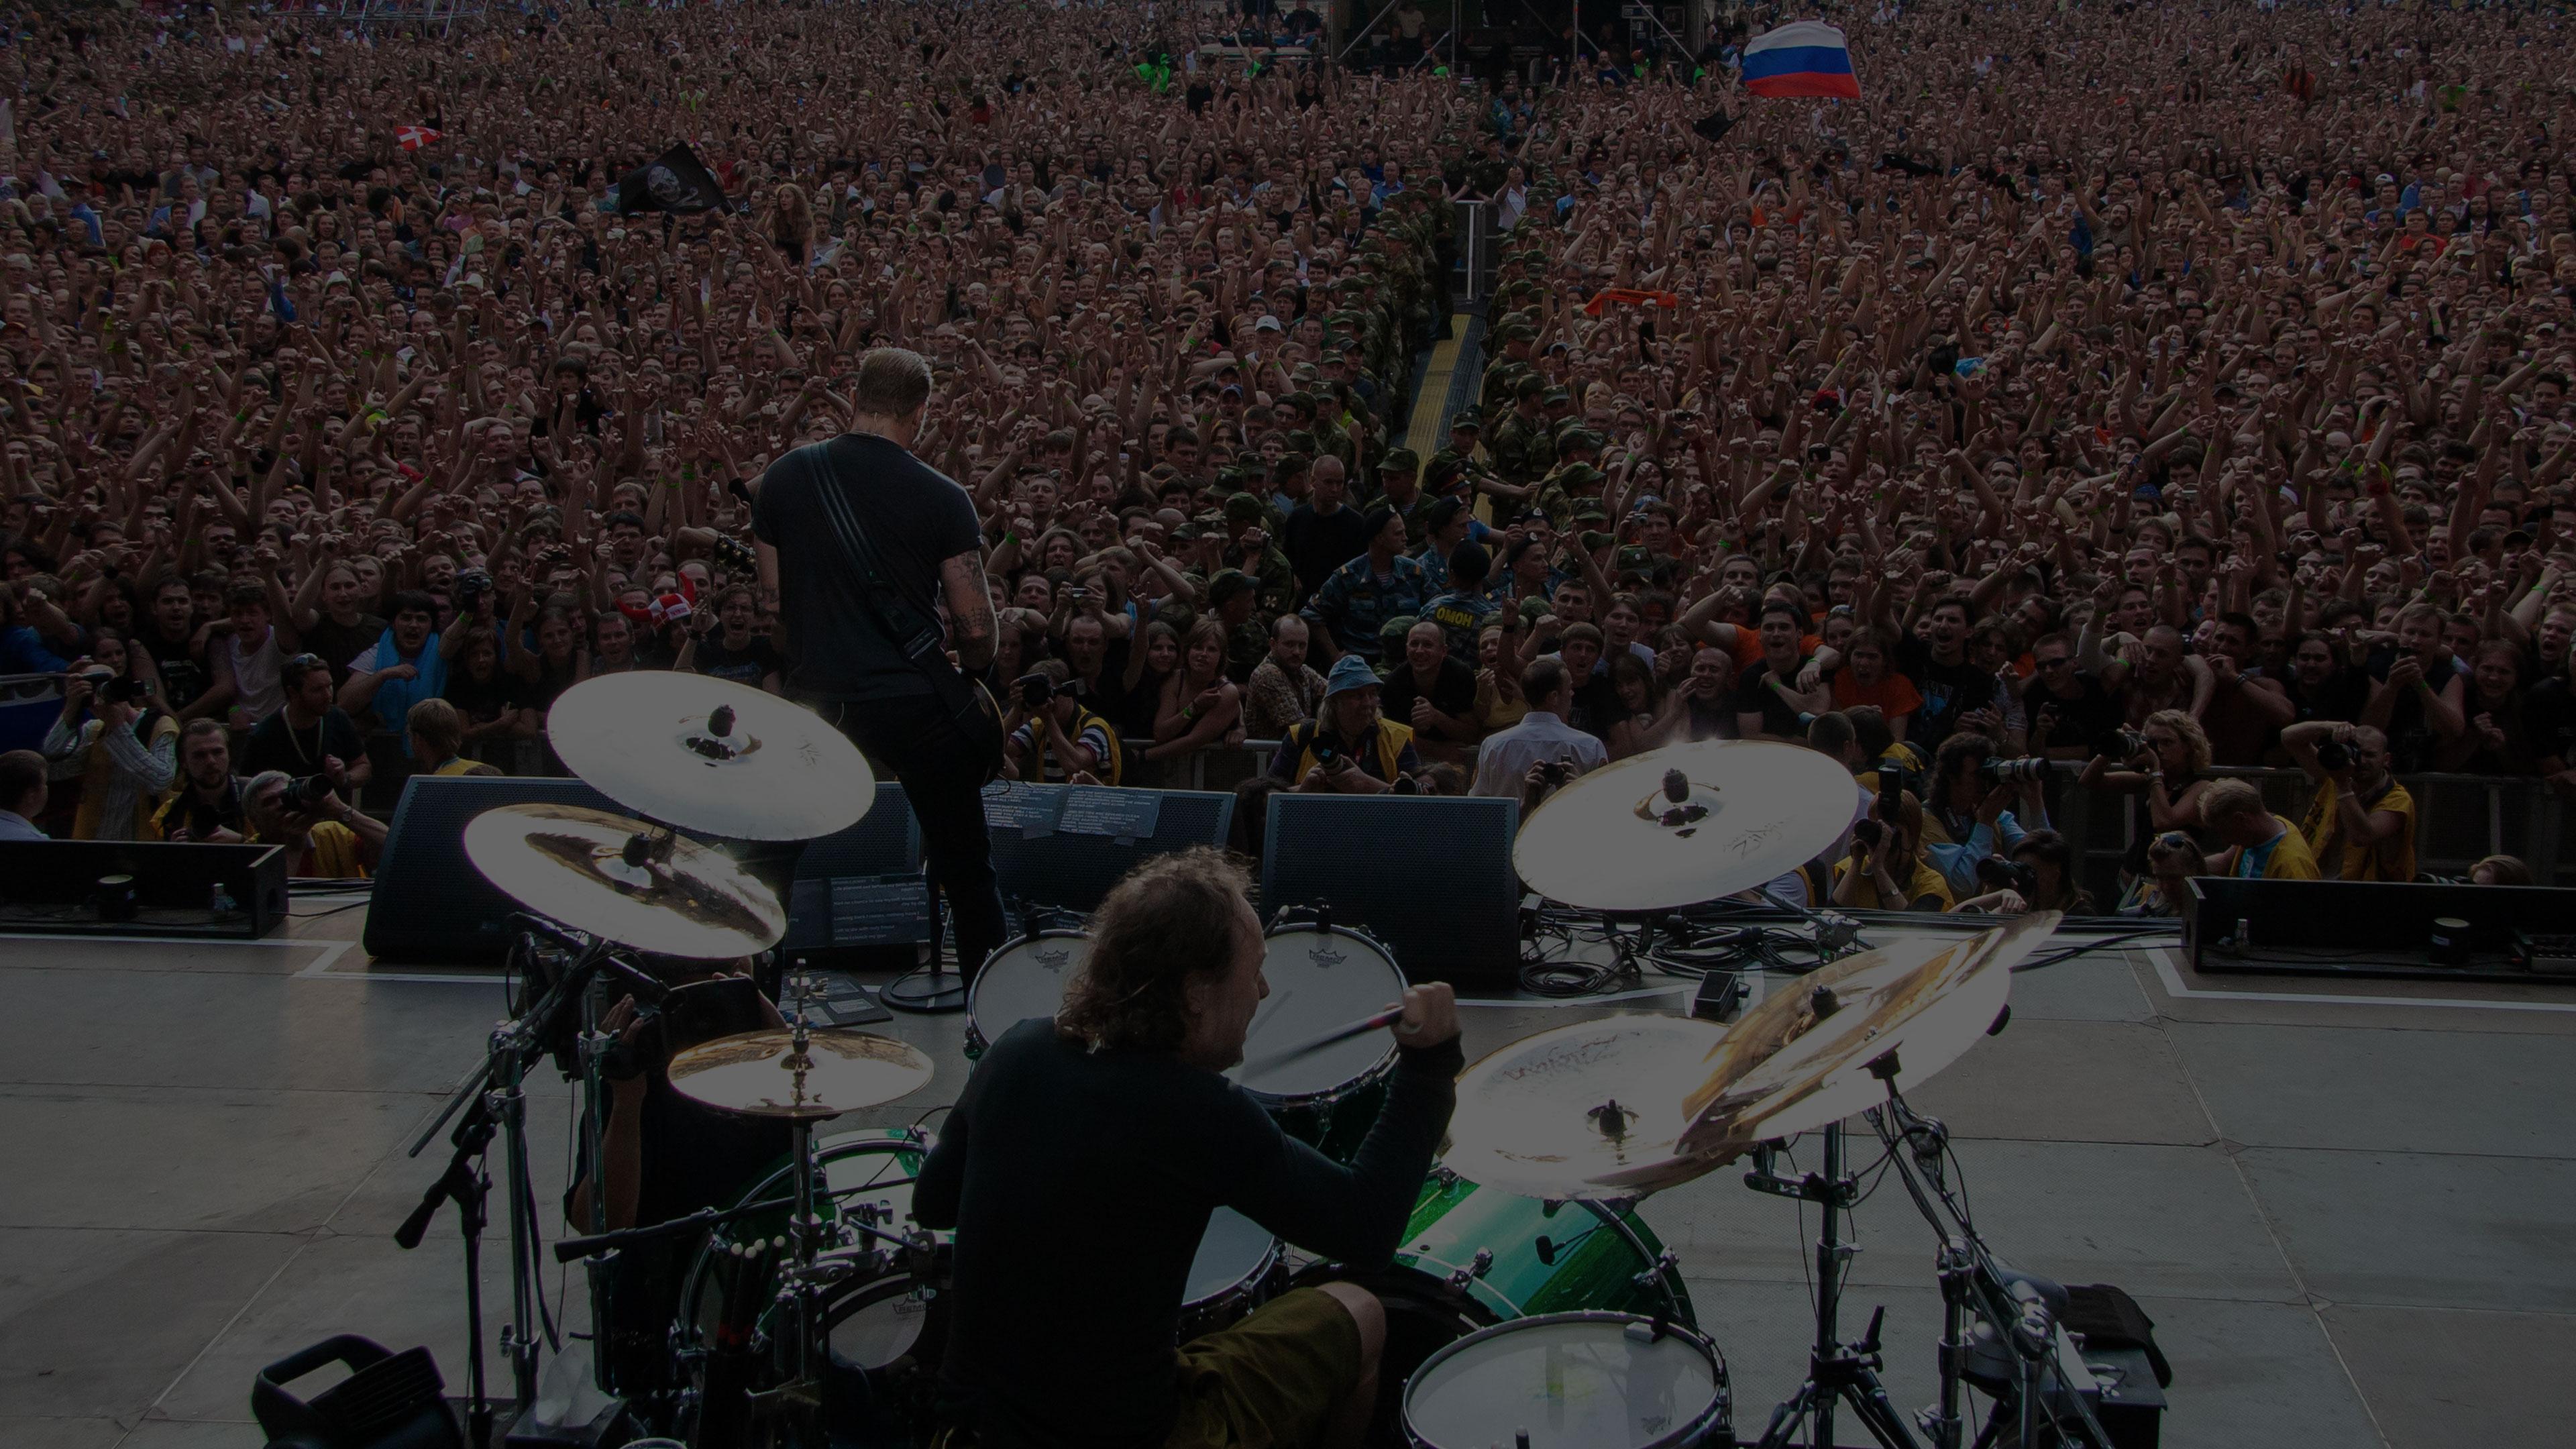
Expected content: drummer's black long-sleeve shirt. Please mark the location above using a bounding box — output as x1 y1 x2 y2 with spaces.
911 1017 1462 1449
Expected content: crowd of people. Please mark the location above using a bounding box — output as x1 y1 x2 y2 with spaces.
1 0 2569 906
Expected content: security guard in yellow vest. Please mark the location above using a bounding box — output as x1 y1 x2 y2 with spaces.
1267 655 1424 793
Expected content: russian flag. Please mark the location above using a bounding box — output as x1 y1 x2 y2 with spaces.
1743 20 1860 101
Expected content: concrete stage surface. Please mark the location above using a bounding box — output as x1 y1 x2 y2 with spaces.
3 904 2571 1448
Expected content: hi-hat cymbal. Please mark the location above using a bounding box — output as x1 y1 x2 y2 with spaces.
1439 915 2058 1200
666 1028 934 1119
461 802 786 959
1440 1014 1733 1201
545 672 873 841
1511 741 1862 912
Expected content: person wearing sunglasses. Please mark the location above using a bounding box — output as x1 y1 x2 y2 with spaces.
239 653 372 792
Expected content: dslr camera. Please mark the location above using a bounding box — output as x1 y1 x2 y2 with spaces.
81 669 150 706
2314 734 2351 772
1976 756 2051 790
1016 673 1055 709
286 774 337 810
2100 727 2145 760
1533 755 1576 786
454 568 494 609
1974 855 2037 897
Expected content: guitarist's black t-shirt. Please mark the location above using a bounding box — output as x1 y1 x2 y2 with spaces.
753 433 984 702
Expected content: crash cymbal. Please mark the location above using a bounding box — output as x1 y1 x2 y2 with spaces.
461 802 786 960
1511 741 1862 912
1439 1014 1732 1201
1666 912 2059 1173
666 1028 934 1119
545 672 873 841
1438 915 2059 1200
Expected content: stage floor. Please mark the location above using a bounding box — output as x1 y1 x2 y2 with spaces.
3 908 2571 1448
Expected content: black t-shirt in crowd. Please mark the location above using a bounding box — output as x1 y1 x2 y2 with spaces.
1379 656 1477 735
912 1018 1461 1449
140 627 208 713
1281 502 1373 600
239 706 369 780
303 612 386 684
443 665 529 728
1894 635 1996 750
690 631 784 688
2026 672 2125 755
1731 653 1815 738
2524 678 2576 769
753 433 983 702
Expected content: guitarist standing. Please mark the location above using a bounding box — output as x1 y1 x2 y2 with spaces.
753 347 1008 976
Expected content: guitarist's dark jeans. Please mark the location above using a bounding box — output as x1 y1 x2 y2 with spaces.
802 692 1006 975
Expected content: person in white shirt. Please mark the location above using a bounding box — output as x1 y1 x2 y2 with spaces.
1471 657 1607 802
0 749 49 841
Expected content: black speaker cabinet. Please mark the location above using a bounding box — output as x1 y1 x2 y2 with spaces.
2186 875 2576 984
983 784 1236 918
0 839 289 938
1262 794 1521 991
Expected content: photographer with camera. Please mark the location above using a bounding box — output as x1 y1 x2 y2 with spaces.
1954 833 2093 915
1003 659 1123 786
1272 655 1426 795
1831 786 1952 913
1921 733 2049 900
41 639 177 841
2280 720 2418 882
242 763 386 879
2197 779 2323 881
2078 710 2215 883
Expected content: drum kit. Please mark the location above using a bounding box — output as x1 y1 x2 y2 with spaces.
402 682 2121 1449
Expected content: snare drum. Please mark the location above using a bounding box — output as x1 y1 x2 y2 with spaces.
964 930 1091 1056
1230 924 1408 1161
1401 1312 1731 1449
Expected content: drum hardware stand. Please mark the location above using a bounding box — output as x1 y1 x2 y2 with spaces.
881 871 967 1014
397 1086 500 1448
1746 1106 1921 1449
1574 1197 1693 1324
1866 1077 2115 1449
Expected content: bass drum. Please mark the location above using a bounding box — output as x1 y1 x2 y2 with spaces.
678 1131 1287 1446
673 1130 948 1448
1293 1169 1697 1446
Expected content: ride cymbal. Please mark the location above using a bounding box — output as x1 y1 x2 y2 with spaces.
1512 741 1861 912
461 802 786 959
666 1028 935 1119
546 672 873 841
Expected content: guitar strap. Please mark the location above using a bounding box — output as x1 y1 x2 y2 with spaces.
800 437 992 735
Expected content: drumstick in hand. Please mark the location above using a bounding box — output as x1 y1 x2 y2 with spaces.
1239 1005 1405 1077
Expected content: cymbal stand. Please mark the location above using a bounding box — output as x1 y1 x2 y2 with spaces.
1867 1078 2114 1449
741 973 852 1432
1576 1197 1693 1323
1746 1110 1923 1449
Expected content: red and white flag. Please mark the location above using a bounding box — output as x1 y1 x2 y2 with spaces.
395 124 442 152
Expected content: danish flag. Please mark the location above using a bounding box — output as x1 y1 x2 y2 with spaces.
395 125 442 152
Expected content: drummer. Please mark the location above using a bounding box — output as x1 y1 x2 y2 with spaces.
913 848 1462 1448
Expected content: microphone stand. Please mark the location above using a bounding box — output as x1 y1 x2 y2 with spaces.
881 871 967 1013
397 1094 498 1449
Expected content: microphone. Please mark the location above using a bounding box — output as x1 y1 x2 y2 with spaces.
1662 768 1690 804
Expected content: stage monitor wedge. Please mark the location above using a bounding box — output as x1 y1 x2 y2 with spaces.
1262 794 1521 991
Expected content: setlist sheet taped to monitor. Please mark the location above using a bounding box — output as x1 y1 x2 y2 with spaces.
1058 787 1162 845
982 780 1065 838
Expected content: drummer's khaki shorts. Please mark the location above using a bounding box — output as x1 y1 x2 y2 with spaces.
1165 1286 1365 1448
927 1287 1362 1448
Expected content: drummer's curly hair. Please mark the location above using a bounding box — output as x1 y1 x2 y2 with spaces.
1057 848 1254 1056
